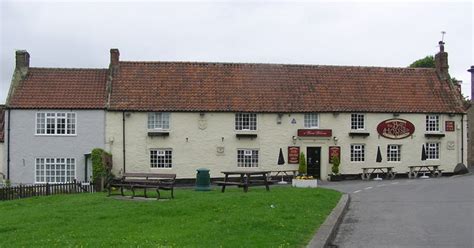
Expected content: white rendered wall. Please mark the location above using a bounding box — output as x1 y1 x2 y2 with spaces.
106 111 466 180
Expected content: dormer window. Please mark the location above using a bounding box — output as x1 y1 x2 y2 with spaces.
148 112 170 130
235 113 257 131
304 113 319 128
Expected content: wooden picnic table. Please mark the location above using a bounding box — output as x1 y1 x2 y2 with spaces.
361 166 396 180
408 165 443 179
214 170 272 192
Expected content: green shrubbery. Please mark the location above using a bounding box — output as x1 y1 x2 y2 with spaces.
91 148 113 191
298 152 307 175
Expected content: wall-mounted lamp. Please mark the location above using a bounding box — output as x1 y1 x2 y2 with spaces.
199 112 206 117
393 113 400 117
292 136 297 144
125 112 131 117
333 136 339 145
221 137 225 142
448 113 455 117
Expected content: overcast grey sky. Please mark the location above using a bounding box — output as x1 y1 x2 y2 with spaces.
1 1 472 103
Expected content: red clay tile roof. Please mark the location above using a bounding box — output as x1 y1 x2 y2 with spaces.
0 105 4 142
8 68 107 109
109 62 465 113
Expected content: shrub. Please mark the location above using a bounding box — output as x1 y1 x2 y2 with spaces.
298 152 307 175
331 156 340 175
91 148 113 191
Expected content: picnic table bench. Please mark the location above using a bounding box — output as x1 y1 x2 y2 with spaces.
408 165 443 179
214 171 275 192
361 166 396 180
108 172 176 199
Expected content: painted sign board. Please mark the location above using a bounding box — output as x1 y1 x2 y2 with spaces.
297 129 332 137
445 121 455 132
376 119 415 139
288 146 300 164
329 146 341 164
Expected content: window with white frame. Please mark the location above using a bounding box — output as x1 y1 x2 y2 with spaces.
35 158 75 183
426 143 440 160
148 113 170 130
351 113 365 130
425 115 440 132
237 149 259 167
387 145 401 162
350 144 365 162
36 112 76 135
150 149 172 168
235 113 257 131
304 113 319 128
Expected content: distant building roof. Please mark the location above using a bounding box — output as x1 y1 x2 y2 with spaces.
108 61 465 113
8 68 107 109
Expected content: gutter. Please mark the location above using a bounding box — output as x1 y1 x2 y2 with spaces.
461 114 464 164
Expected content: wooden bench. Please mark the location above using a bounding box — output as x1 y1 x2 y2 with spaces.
108 173 176 200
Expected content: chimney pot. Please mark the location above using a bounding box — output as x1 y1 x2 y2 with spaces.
110 48 120 66
15 50 30 69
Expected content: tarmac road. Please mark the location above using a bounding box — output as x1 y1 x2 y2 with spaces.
320 174 474 248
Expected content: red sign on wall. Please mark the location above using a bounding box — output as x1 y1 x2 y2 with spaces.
288 146 300 164
297 129 332 137
329 146 341 164
445 121 455 132
376 119 415 139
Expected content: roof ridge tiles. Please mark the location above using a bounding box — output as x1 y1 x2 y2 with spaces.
118 60 436 71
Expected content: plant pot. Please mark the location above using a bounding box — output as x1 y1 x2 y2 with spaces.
330 175 343 181
292 179 318 188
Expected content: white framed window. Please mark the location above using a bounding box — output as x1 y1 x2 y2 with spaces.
235 113 257 131
237 149 259 167
350 144 365 162
304 113 319 128
35 158 75 183
150 149 172 168
426 115 440 132
148 113 170 130
351 113 365 130
36 112 76 135
387 145 401 162
426 143 440 160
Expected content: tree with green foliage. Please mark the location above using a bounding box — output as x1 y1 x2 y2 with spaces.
298 152 307 175
409 55 435 68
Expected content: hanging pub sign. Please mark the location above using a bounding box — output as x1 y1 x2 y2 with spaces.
297 129 332 137
377 118 415 139
445 121 455 132
329 146 341 164
288 146 300 164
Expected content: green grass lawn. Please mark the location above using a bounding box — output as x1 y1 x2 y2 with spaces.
0 186 341 247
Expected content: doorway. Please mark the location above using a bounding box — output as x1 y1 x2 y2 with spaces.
306 147 321 178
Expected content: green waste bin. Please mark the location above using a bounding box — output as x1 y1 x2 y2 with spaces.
195 168 211 191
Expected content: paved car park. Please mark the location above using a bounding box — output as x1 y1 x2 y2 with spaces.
320 174 474 248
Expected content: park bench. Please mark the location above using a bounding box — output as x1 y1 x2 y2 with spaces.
108 172 176 199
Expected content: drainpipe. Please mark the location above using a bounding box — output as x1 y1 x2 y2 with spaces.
6 109 10 180
122 111 126 173
461 114 464 164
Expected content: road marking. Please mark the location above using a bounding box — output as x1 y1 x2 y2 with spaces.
353 190 361 193
391 182 399 185
364 187 373 190
377 184 386 187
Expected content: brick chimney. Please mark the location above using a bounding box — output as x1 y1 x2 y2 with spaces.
468 65 474 102
15 50 30 69
110 48 120 67
435 41 449 81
